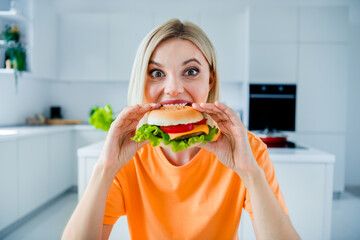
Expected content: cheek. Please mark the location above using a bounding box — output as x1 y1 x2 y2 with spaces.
144 81 160 102
190 81 210 102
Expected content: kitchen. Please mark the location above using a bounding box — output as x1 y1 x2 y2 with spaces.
0 0 360 239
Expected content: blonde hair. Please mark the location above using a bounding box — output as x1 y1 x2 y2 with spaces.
127 19 220 106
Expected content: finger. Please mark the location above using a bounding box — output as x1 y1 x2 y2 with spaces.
194 102 232 124
193 104 234 136
110 103 160 133
192 103 219 119
126 103 161 120
114 103 159 123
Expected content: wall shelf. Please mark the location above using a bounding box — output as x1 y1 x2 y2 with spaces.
0 68 14 74
0 10 27 22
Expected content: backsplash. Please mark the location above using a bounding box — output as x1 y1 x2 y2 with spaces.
0 76 51 127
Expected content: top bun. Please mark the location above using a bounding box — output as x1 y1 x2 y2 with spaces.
148 105 204 126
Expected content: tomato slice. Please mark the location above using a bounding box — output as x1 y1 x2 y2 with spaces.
194 119 207 125
160 123 194 133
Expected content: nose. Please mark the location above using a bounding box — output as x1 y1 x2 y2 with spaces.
164 74 184 96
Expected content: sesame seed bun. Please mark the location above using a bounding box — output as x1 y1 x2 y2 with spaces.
147 105 204 126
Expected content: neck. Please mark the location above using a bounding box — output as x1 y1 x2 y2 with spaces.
161 147 200 166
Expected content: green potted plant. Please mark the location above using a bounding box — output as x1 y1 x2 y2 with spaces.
1 25 26 93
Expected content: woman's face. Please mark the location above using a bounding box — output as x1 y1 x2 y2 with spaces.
144 38 213 105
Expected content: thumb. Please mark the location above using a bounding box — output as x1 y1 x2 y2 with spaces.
136 139 150 150
199 140 217 154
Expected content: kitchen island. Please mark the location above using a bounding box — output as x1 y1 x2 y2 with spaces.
78 141 335 240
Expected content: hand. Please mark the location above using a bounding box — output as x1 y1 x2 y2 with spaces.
192 101 259 178
97 103 161 177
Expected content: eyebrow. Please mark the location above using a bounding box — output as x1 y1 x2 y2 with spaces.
149 60 163 67
183 58 202 66
148 58 202 67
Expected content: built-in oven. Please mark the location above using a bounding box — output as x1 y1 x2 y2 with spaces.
249 84 298 148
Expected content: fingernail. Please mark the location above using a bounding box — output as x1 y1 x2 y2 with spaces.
150 103 157 107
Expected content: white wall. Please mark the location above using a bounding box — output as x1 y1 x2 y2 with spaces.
345 2 360 186
0 76 51 126
49 81 128 122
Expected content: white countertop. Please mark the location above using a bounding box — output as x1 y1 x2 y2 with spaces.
0 124 96 142
78 141 335 164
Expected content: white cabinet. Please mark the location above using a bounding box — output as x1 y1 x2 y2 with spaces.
250 6 298 42
74 129 106 186
108 13 154 81
154 13 200 26
200 12 247 83
57 11 249 83
249 6 298 84
59 13 155 82
299 6 348 43
297 44 347 133
0 127 105 232
32 0 57 79
239 161 334 240
0 140 18 230
48 131 73 199
59 13 108 81
249 43 297 83
18 135 49 218
295 133 346 193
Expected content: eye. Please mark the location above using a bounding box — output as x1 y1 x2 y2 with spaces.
185 67 199 76
149 69 165 78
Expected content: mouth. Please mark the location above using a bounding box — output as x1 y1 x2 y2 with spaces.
160 100 193 107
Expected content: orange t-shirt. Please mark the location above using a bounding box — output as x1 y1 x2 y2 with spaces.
103 131 288 239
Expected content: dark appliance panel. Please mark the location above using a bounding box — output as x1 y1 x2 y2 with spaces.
249 84 296 131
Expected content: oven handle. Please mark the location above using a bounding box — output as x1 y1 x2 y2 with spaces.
250 94 295 99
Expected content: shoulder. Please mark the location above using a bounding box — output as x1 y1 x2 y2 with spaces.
246 131 272 167
247 131 267 152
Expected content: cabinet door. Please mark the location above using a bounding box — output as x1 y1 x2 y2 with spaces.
59 13 108 81
249 43 297 84
154 12 200 26
49 131 73 199
240 163 328 240
0 140 18 230
32 0 57 79
295 133 346 193
108 13 154 81
297 44 347 133
75 130 106 186
275 163 328 240
18 135 49 218
250 6 298 42
299 6 348 43
200 13 247 83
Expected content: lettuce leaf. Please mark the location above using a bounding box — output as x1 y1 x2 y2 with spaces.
88 104 115 132
131 124 219 152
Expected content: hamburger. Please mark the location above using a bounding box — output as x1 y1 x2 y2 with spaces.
131 103 219 152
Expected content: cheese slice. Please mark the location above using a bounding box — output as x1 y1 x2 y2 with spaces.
167 124 209 140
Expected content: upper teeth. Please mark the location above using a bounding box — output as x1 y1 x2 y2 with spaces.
161 103 188 111
162 103 187 107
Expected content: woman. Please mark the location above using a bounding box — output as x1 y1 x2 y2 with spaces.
62 19 300 240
